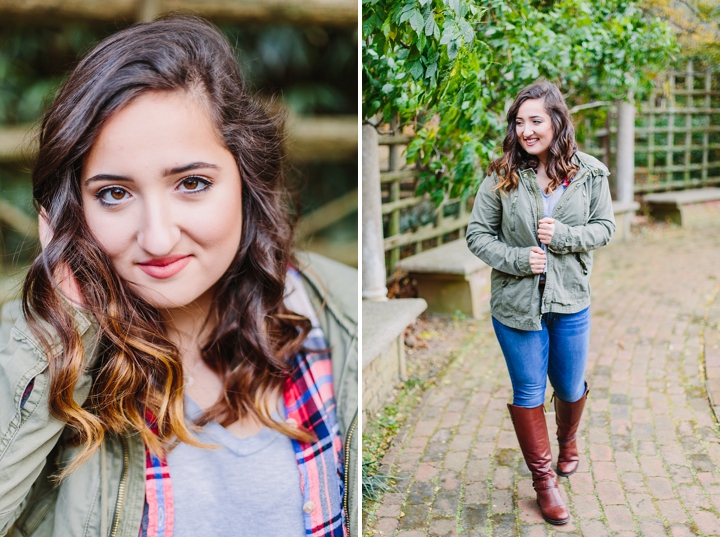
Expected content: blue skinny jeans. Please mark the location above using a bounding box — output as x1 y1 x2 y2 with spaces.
492 307 590 408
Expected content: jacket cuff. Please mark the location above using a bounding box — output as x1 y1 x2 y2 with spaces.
549 220 571 254
517 247 534 275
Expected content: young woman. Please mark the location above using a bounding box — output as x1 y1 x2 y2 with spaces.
466 81 615 525
0 15 357 537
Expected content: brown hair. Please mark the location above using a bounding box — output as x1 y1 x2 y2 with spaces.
488 81 579 193
23 13 313 473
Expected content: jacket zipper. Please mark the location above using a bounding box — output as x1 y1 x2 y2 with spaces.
526 174 545 319
110 435 129 537
343 411 358 521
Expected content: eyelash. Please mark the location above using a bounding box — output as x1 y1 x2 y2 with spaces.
95 176 213 207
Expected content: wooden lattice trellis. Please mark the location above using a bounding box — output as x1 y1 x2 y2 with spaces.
379 134 470 277
580 62 720 193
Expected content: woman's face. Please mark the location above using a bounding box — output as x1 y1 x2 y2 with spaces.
81 90 243 311
515 98 554 162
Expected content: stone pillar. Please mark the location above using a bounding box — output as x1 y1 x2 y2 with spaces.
616 97 635 204
362 124 388 301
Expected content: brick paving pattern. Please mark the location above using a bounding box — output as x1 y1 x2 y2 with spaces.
367 225 720 536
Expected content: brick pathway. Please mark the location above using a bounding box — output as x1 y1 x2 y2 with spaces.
367 224 720 536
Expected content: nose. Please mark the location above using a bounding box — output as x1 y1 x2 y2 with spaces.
522 123 534 137
136 197 181 257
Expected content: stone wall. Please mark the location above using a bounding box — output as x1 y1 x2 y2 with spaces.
362 335 403 422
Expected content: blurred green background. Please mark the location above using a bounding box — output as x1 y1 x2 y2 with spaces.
0 0 358 302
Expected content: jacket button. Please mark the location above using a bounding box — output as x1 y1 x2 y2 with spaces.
303 501 316 514
515 276 519 280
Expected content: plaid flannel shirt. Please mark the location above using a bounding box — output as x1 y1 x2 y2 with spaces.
140 268 346 537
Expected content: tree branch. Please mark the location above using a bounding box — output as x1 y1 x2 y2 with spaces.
569 101 612 114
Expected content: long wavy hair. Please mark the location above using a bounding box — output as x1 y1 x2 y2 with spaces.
488 81 579 193
22 14 314 474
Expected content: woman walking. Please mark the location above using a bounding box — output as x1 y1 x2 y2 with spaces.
466 81 615 524
0 15 356 537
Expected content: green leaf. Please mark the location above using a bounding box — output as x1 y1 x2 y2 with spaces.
409 11 425 35
425 13 437 37
408 59 424 79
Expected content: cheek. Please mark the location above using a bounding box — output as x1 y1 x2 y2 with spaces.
83 205 135 263
190 195 243 254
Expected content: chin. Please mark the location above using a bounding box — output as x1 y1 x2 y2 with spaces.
522 145 546 156
129 284 208 311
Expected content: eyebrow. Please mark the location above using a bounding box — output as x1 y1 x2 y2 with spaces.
84 161 220 185
516 115 544 120
163 161 220 176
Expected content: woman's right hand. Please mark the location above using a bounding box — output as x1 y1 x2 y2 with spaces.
39 211 85 307
529 246 546 274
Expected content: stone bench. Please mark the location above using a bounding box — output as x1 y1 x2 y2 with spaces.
362 298 427 421
612 200 640 242
644 188 720 227
396 239 490 320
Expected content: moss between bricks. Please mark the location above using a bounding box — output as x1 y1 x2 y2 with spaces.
362 313 485 535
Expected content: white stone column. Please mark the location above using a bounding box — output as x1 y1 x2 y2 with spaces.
616 96 635 204
362 124 388 301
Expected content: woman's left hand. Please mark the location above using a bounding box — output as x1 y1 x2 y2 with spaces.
538 217 555 245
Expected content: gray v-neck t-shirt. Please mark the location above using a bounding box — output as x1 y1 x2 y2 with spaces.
166 397 305 536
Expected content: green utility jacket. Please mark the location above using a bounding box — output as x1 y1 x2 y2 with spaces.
466 151 616 331
0 252 358 537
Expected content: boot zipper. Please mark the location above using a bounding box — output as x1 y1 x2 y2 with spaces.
110 435 129 537
343 411 358 520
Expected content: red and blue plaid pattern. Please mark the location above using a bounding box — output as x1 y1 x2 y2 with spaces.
139 278 345 536
140 411 174 537
284 330 346 537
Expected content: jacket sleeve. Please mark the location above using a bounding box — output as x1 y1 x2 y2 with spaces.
0 300 99 536
547 171 616 255
466 175 534 277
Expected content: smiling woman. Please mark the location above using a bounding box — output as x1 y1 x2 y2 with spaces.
0 14 356 537
466 81 615 526
81 91 243 310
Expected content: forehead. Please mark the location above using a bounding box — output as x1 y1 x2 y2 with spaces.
82 90 229 178
516 98 549 119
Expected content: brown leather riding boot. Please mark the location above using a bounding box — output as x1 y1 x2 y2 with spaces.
554 383 589 477
507 403 569 525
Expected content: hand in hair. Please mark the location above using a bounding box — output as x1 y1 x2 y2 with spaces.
39 210 85 307
538 218 555 245
529 246 546 274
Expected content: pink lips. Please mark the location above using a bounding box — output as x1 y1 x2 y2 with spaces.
137 255 191 279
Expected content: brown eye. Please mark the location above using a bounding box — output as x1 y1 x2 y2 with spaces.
183 178 199 190
178 177 210 193
97 187 129 205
